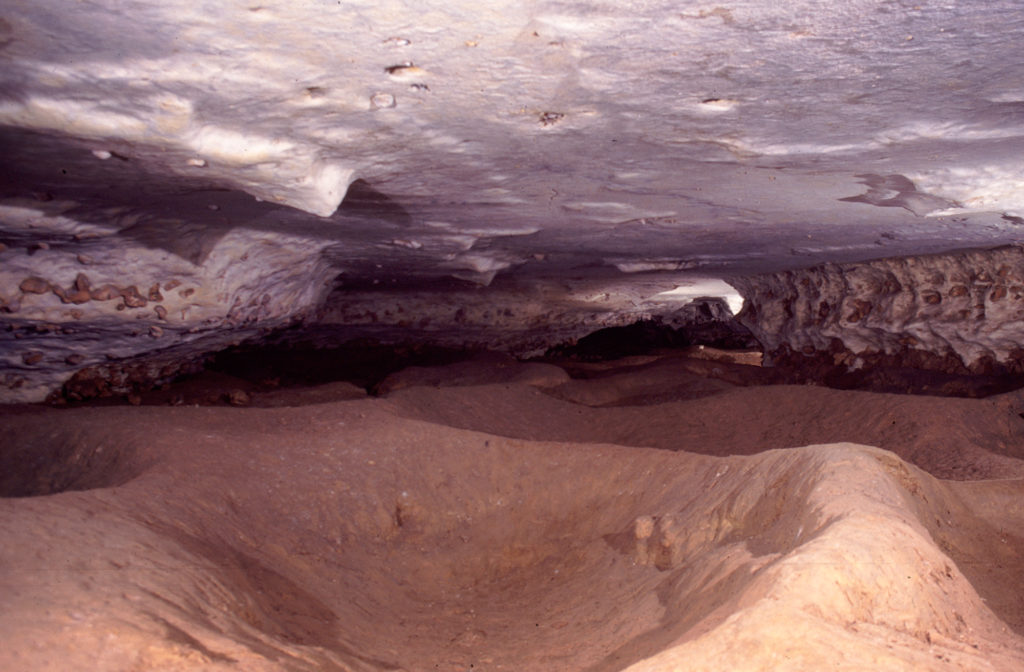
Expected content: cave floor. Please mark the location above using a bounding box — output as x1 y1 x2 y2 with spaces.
2 352 1024 671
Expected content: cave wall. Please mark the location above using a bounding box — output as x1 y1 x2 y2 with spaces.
731 245 1024 375
6 234 1024 403
315 279 744 358
0 202 337 402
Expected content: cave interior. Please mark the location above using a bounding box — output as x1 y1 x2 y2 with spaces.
3 2 1024 671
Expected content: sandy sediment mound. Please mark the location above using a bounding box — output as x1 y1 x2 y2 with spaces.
543 359 749 407
383 358 1024 481
1 371 1024 671
248 381 368 408
373 351 570 395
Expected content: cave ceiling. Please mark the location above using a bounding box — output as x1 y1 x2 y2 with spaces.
2 0 1024 401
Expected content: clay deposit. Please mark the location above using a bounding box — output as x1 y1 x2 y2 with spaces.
2 353 1023 671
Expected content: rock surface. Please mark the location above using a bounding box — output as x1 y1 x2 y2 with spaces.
732 245 1024 377
0 201 337 402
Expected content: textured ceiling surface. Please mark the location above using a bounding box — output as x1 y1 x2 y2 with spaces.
2 1 1024 400
4 1 1024 273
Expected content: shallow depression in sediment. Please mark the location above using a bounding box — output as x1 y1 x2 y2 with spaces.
2 355 1024 671
0 403 763 671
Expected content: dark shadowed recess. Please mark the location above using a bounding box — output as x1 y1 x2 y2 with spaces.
53 309 763 407
766 343 1024 399
0 406 147 497
204 317 1024 400
544 316 758 362
48 319 1024 408
205 334 472 392
51 334 476 408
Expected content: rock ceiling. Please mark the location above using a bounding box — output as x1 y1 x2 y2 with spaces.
2 1 1024 400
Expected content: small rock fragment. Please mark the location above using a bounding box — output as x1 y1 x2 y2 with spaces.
633 516 656 565
226 389 251 406
634 515 655 540
55 274 93 304
178 288 195 299
154 305 168 320
76 254 94 265
149 325 164 338
148 284 164 302
90 285 120 301
54 286 88 304
539 111 565 126
65 354 86 365
163 279 181 291
19 277 50 294
121 286 148 308
22 351 43 365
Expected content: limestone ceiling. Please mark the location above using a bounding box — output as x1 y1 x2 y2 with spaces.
3 0 1024 280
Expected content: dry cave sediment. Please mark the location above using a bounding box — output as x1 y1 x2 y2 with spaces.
3 369 1024 672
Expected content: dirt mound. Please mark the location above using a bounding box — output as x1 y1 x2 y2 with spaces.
373 351 569 395
1 357 1023 671
384 359 1024 481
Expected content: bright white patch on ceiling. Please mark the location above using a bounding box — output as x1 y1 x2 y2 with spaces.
912 164 1024 218
653 279 744 315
